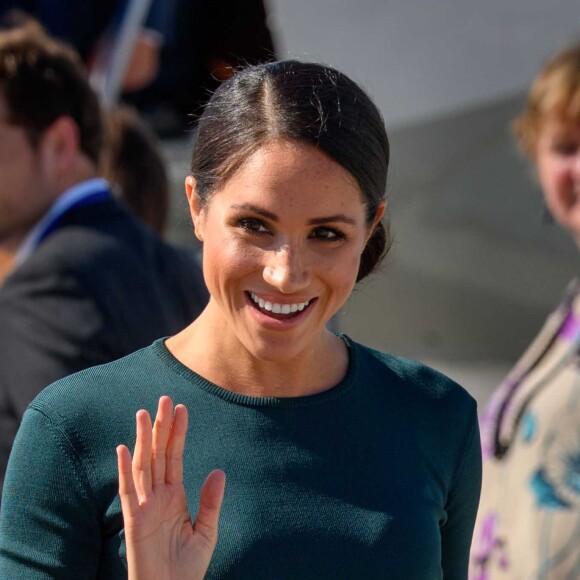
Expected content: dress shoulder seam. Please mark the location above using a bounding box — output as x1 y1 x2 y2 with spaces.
27 404 100 504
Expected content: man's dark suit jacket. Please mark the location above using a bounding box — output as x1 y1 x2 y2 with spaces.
0 196 208 491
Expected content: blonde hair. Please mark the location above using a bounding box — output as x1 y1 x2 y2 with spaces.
513 42 580 158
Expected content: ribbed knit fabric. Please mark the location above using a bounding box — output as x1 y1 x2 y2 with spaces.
0 335 481 579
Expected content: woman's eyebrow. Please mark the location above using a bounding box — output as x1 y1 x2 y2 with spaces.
308 215 356 226
230 204 356 226
230 204 278 221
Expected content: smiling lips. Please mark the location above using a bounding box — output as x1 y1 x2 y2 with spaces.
248 292 312 317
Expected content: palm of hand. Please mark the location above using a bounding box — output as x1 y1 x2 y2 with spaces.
117 397 225 580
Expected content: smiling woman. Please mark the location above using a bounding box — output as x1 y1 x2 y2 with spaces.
0 61 482 580
173 139 382 393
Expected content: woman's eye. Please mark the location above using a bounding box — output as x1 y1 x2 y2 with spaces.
311 227 344 241
237 217 270 234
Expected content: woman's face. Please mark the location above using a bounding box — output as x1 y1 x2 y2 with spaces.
187 140 385 362
536 118 580 237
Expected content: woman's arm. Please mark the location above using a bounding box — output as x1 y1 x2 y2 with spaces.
117 396 225 580
0 408 102 578
441 407 483 579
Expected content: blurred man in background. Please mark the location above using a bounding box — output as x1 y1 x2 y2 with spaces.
0 21 208 495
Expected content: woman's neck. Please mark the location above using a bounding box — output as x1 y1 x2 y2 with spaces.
165 307 348 398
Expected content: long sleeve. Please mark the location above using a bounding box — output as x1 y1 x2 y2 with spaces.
441 408 483 579
0 408 102 579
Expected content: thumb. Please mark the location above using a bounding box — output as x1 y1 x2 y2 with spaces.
192 469 226 546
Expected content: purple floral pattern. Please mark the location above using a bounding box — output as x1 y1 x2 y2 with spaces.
470 513 510 579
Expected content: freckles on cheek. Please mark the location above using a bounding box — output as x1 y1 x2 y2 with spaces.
326 253 361 286
229 243 260 266
211 237 261 272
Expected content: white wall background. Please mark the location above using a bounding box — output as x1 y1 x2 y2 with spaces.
267 0 579 128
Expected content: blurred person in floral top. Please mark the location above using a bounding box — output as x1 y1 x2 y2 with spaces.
470 41 580 579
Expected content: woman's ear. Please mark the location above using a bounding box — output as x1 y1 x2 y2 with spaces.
365 200 387 245
185 176 204 242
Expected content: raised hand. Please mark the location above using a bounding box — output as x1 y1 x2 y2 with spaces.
117 396 226 580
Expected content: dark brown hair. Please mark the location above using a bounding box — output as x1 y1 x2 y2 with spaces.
0 20 102 165
190 60 391 282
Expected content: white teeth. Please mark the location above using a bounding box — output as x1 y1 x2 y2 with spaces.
249 292 310 314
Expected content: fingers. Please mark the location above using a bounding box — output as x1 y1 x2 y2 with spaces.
123 397 190 503
119 398 226 554
132 409 153 502
151 396 173 487
166 404 189 485
193 470 226 545
117 444 139 517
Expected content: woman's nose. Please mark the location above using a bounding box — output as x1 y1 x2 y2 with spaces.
263 244 310 293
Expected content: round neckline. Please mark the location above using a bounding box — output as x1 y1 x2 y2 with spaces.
152 334 359 408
